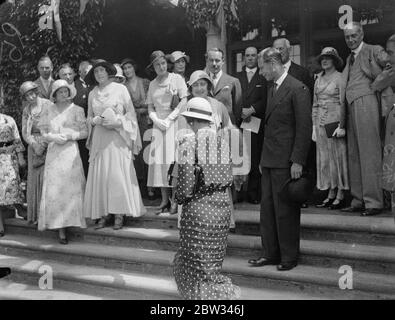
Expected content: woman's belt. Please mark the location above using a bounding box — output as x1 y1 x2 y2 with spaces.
0 141 14 148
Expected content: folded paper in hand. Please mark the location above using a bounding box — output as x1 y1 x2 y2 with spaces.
101 108 117 122
240 116 261 134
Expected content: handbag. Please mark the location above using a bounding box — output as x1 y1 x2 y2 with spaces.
170 93 180 110
324 121 340 139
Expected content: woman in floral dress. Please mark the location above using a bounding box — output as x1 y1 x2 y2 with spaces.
38 80 88 244
174 97 240 300
0 113 26 237
21 81 52 224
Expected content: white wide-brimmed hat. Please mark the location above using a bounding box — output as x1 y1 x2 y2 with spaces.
181 97 213 122
50 79 76 101
167 51 190 64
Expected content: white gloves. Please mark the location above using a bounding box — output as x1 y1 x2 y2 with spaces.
92 116 103 126
312 125 317 142
333 126 346 138
46 133 67 145
149 112 169 131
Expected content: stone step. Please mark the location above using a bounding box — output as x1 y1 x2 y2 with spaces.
0 279 107 300
0 254 333 300
0 234 394 299
129 207 395 246
5 219 395 274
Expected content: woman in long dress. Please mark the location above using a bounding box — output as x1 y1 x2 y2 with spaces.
0 113 26 237
38 80 87 244
146 50 187 213
312 47 349 210
84 60 146 230
174 97 240 300
21 81 52 224
121 58 152 198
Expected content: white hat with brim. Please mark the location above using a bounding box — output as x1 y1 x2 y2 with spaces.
167 51 190 64
187 70 213 87
181 97 214 122
50 79 77 102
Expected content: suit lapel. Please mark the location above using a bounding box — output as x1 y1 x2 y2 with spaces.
265 76 291 121
245 72 259 98
214 73 227 95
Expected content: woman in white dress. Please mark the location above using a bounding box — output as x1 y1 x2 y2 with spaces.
146 51 188 213
84 60 146 230
38 80 87 244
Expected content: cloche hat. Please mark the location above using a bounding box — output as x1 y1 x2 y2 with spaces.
181 97 214 122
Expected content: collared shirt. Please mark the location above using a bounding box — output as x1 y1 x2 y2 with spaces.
40 76 53 93
210 70 222 88
246 67 257 83
283 60 292 73
245 67 257 75
352 41 364 58
275 71 288 90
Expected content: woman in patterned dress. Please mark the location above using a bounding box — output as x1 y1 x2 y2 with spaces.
38 80 88 244
146 51 187 213
121 58 152 198
84 60 146 230
312 47 349 210
173 97 240 300
0 113 26 237
21 81 52 224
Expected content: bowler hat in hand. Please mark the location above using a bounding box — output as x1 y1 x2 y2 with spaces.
280 173 313 204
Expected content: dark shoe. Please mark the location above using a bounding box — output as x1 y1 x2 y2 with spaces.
248 197 260 204
113 215 124 230
248 257 280 267
329 199 346 210
315 198 334 208
0 230 4 237
341 206 364 213
277 262 297 271
94 217 107 230
361 208 382 216
229 227 236 233
155 202 171 215
59 237 68 245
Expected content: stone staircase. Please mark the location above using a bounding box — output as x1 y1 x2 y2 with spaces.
0 204 394 300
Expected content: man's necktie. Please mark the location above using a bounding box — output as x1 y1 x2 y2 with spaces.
272 82 278 96
349 52 355 66
247 70 254 83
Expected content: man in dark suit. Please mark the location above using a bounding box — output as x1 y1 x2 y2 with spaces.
205 48 242 126
34 56 55 100
248 48 312 271
58 62 91 177
236 47 267 204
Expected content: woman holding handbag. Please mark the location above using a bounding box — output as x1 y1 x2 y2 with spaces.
21 81 52 225
312 47 349 210
146 50 187 214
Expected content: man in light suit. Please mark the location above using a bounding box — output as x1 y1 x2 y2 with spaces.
248 48 311 271
206 48 242 126
236 47 267 204
34 56 55 100
340 22 392 216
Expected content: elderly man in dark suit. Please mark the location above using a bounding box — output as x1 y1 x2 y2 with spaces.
248 48 312 271
34 56 55 100
236 46 267 204
206 48 242 126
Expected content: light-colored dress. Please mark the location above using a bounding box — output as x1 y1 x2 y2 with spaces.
146 72 187 187
84 82 146 219
21 97 52 223
0 114 25 206
313 71 349 191
38 104 87 231
173 129 240 300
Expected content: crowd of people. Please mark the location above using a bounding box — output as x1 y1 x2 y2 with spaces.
0 21 395 300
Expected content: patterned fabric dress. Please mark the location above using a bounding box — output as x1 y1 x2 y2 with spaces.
173 129 240 300
38 103 87 231
21 97 52 223
313 71 349 191
0 114 25 206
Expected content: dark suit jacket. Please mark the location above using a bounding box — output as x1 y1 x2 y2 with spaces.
260 74 312 169
236 68 267 120
73 77 90 116
288 61 314 98
212 72 242 125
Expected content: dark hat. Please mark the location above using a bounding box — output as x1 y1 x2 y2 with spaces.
85 59 117 86
317 47 344 70
280 174 313 204
146 50 166 70
120 58 137 68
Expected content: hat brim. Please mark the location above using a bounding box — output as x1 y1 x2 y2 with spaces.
187 75 213 87
146 54 166 70
181 111 213 122
85 61 117 86
317 54 344 70
50 84 77 102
